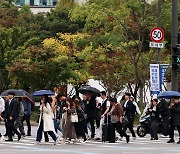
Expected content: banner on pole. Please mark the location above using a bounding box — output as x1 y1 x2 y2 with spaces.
159 64 169 86
150 64 160 94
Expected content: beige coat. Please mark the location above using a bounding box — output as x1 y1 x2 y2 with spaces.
38 102 55 132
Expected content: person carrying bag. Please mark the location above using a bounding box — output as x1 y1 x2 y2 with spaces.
108 98 130 143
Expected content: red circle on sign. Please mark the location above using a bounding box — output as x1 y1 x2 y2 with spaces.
150 27 164 43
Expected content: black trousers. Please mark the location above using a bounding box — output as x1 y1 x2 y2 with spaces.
86 117 95 138
5 119 9 136
162 115 170 136
21 114 31 135
123 116 136 137
110 122 128 142
150 120 158 139
7 119 21 140
74 120 86 141
95 110 101 128
169 125 180 140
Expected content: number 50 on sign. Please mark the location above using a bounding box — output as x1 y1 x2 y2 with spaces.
150 27 164 43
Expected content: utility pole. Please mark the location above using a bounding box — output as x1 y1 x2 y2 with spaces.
157 0 161 64
171 0 178 91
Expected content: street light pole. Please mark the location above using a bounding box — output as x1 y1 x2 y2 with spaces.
171 0 178 91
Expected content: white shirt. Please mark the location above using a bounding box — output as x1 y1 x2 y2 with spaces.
124 100 128 108
102 98 110 107
0 97 5 113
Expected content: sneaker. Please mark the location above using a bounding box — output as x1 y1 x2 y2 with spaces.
0 136 4 141
161 135 168 138
34 141 41 145
177 140 180 144
167 139 175 143
54 137 60 145
94 137 101 141
109 140 115 143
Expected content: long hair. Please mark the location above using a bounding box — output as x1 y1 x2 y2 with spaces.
74 99 81 108
43 95 49 106
66 97 74 108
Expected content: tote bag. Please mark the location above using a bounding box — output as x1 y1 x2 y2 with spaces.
71 112 78 123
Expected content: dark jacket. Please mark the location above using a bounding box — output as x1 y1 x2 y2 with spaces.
123 100 135 118
171 102 180 126
148 106 160 122
84 97 96 118
8 99 19 120
158 99 170 117
111 103 124 117
56 100 66 120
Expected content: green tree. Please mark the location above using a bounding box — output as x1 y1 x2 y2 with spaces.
70 0 171 101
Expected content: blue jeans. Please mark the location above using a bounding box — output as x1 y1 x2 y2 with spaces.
36 120 57 142
53 119 61 133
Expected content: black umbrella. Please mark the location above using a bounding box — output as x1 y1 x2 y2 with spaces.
18 89 35 104
78 85 100 97
1 89 25 97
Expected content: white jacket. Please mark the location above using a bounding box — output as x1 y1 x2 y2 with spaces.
38 102 55 132
133 101 141 115
0 97 5 113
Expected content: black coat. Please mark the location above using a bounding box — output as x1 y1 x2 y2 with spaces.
8 99 19 120
171 102 180 126
148 106 160 122
158 99 170 117
84 97 96 118
123 100 135 118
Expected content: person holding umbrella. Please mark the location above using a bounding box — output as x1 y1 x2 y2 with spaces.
78 86 100 139
167 97 180 144
35 95 59 145
84 92 96 139
5 92 21 142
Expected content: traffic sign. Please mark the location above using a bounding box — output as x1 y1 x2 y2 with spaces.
149 42 164 48
150 27 164 43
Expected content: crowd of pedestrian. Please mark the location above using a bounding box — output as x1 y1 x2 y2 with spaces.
0 89 180 145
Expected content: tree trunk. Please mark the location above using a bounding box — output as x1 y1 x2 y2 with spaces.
139 84 144 106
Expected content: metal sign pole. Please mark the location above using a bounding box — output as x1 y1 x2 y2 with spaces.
171 0 178 91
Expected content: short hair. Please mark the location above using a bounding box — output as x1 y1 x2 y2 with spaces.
100 91 106 96
125 92 131 97
7 92 15 96
56 93 65 99
152 98 158 103
109 97 117 103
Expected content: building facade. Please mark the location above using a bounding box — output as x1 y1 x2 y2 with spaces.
16 0 85 7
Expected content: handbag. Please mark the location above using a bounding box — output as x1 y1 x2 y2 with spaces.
122 116 129 125
71 112 78 123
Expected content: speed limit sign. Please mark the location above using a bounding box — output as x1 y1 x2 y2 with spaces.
150 27 164 43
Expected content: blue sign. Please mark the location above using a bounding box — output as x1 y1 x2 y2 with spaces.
159 64 169 91
150 64 169 95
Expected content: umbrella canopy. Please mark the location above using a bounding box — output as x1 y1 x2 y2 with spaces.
0 89 25 97
18 89 35 104
78 85 100 97
157 91 180 99
32 90 54 96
